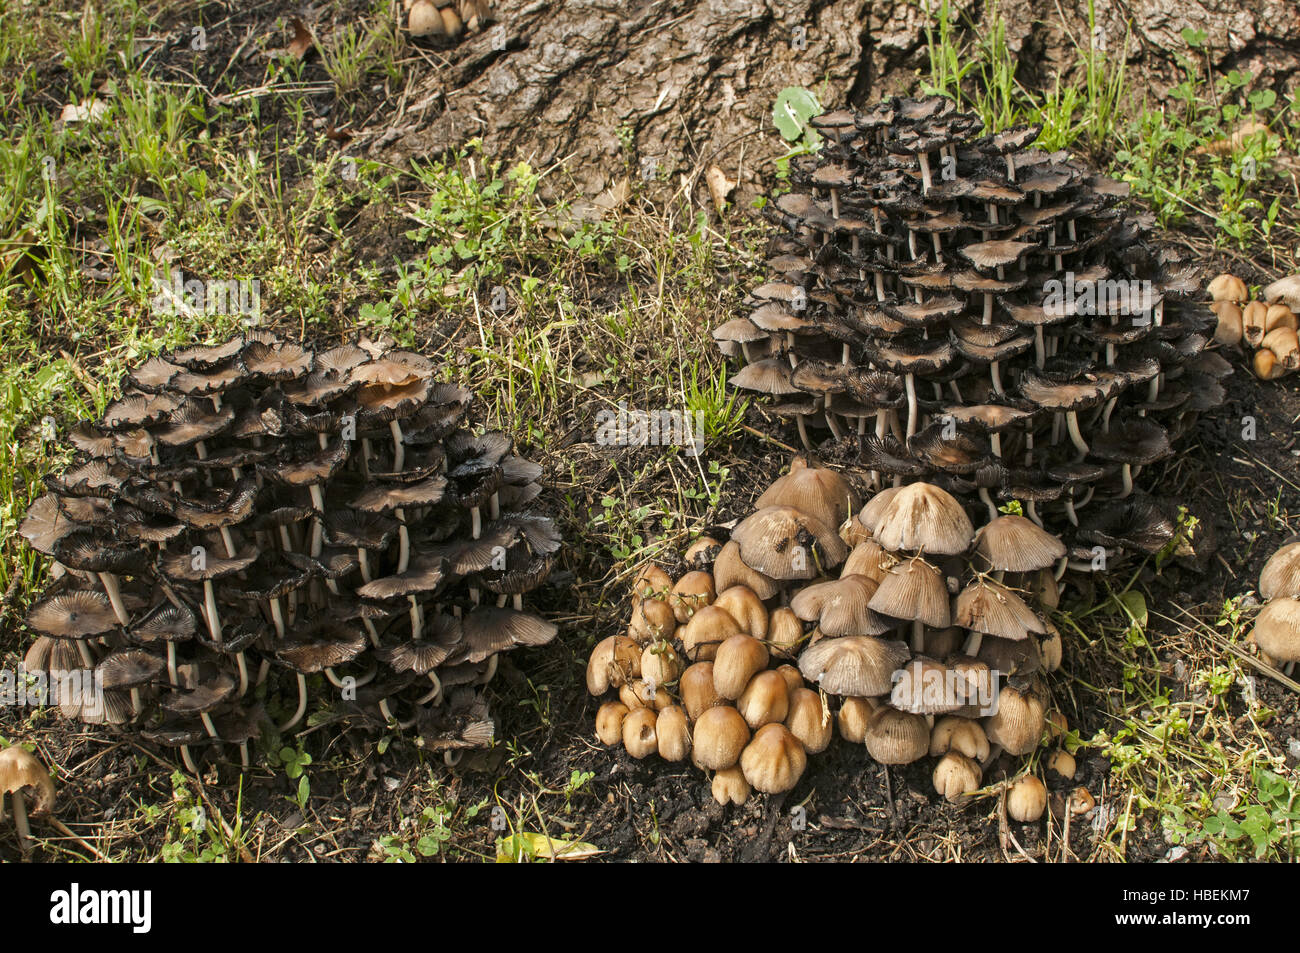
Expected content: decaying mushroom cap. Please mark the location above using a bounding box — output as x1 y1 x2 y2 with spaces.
0 746 56 815
17 333 558 763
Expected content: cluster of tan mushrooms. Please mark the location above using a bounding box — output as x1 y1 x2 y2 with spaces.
590 459 1083 818
1209 273 1300 380
405 0 492 39
718 96 1226 560
1250 542 1300 677
19 334 558 771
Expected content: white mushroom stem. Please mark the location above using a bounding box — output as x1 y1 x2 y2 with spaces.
918 153 933 193
416 672 443 705
362 618 380 648
179 745 199 774
904 374 918 438
477 653 499 685
389 420 405 471
308 483 326 558
978 487 999 521
409 596 424 640
166 642 179 686
279 525 294 554
98 572 130 626
200 712 219 739
396 510 411 573
1119 463 1134 498
203 580 222 642
269 598 285 638
1065 411 1089 456
963 631 984 656
234 652 249 698
1026 500 1042 526
379 697 418 730
444 751 463 767
1064 494 1079 526
1284 661 1295 676
794 414 812 451
8 789 33 852
219 527 236 559
280 673 308 731
358 548 371 583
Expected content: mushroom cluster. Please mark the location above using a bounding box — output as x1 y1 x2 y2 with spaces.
810 478 1067 809
18 334 558 771
590 458 1077 816
1250 542 1300 677
405 0 493 39
586 460 854 804
717 96 1227 559
1208 272 1299 379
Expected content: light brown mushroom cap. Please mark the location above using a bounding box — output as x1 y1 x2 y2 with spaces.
929 715 991 760
712 585 770 639
640 640 682 686
740 723 807 794
973 514 1066 572
841 540 895 584
786 687 833 753
730 506 848 580
628 596 676 644
836 696 877 743
622 707 659 758
656 706 691 762
679 661 725 721
755 457 860 530
619 678 673 711
692 705 751 770
798 635 909 697
1006 775 1048 822
1251 597 1300 663
0 746 55 814
954 577 1045 640
711 765 751 806
871 483 973 555
1260 542 1300 600
983 686 1045 755
631 564 673 604
595 701 630 745
669 571 716 623
792 575 891 636
712 540 780 600
864 707 930 764
869 557 951 627
932 751 982 803
1207 273 1247 303
684 536 724 571
890 657 963 714
680 605 743 662
767 607 807 658
736 670 790 729
774 663 804 695
586 635 641 695
712 634 771 699
858 486 903 533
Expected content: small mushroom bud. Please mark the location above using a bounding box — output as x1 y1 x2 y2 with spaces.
1040 623 1063 673
629 596 676 643
1006 775 1048 822
692 705 750 770
1265 303 1297 333
620 678 672 711
670 570 716 622
767 607 805 658
774 663 803 696
632 564 673 604
679 661 724 721
712 634 770 699
622 707 659 758
679 605 742 661
1254 348 1284 380
407 0 445 36
1068 785 1096 815
683 536 722 571
1243 300 1269 347
595 701 630 745
1211 301 1243 346
1263 325 1300 371
929 715 990 761
440 4 464 38
786 687 832 753
1046 748 1076 780
1207 273 1247 303
640 640 681 686
711 765 750 806
656 705 691 762
737 670 790 729
740 723 807 794
837 696 876 744
713 585 769 639
932 751 982 803
1045 710 1068 740
586 635 640 695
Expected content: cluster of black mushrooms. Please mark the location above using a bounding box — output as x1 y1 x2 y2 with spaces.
19 334 558 771
717 96 1230 566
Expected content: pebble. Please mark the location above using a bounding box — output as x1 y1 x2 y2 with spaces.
382 775 401 792
1162 845 1189 862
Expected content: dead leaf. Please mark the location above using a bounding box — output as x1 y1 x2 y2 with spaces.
1193 119 1275 157
60 99 108 123
287 17 314 60
593 178 630 212
705 164 736 214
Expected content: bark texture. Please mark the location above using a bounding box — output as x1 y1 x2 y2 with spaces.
383 0 1300 198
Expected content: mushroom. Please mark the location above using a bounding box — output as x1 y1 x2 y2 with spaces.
740 724 807 794
621 707 659 759
595 701 630 746
1006 775 1048 822
932 751 982 804
0 745 55 852
692 705 750 770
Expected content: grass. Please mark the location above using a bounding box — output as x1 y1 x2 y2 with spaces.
0 0 1295 863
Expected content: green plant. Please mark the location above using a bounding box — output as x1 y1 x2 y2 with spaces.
270 745 313 809
1201 768 1300 860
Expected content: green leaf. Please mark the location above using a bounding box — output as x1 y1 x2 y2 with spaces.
772 87 822 143
1116 590 1147 630
495 832 603 862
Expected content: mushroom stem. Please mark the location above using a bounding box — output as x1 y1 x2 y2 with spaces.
166 642 179 686
396 512 411 574
904 374 918 438
379 697 419 730
794 413 811 451
8 789 33 852
910 619 925 654
358 548 371 583
389 420 405 472
1119 463 1134 498
219 527 236 559
269 598 286 638
409 596 424 640
963 631 984 656
1065 411 1089 456
280 673 307 732
415 672 443 705
234 652 250 698
471 506 482 540
179 745 199 774
308 483 326 558
978 487 999 521
98 572 130 626
917 153 933 193
203 580 222 643
476 653 499 685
